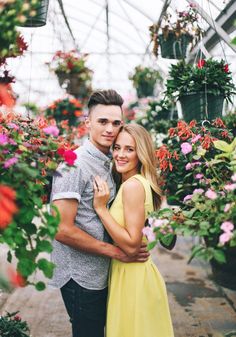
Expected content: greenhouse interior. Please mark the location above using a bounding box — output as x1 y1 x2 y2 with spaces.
0 0 236 336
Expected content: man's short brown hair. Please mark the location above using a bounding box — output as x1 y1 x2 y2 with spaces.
87 90 124 114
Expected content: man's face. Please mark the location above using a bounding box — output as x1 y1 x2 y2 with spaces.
85 104 123 153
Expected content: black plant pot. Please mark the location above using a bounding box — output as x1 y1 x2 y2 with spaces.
210 247 236 290
19 0 49 27
179 92 224 122
158 32 192 59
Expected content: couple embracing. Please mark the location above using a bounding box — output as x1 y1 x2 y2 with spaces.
50 90 174 337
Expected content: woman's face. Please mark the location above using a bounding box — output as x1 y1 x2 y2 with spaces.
113 131 140 180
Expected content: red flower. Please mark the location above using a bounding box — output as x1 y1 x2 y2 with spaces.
63 150 77 166
213 118 226 128
168 128 176 137
8 267 26 287
197 59 205 69
14 315 21 321
57 147 65 156
223 64 229 73
0 185 18 229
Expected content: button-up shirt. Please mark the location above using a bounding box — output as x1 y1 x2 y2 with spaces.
50 140 115 290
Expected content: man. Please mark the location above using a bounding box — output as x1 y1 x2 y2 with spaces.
50 90 149 337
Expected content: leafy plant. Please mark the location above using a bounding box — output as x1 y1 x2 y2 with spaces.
146 119 236 264
45 97 84 126
129 65 162 98
0 111 78 290
149 4 203 57
165 59 236 102
0 0 37 58
0 311 30 337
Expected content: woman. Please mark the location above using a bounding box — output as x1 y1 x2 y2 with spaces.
93 124 174 337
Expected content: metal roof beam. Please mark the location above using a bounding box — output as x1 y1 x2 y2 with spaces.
186 0 236 57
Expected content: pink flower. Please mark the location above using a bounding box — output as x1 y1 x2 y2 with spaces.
142 227 156 242
4 157 18 168
224 203 232 212
231 173 236 182
63 150 77 166
193 188 204 195
224 183 236 191
153 219 169 227
220 221 234 233
183 194 193 202
219 232 233 245
7 123 19 130
185 163 192 170
0 134 9 145
195 174 203 179
181 142 192 155
43 125 59 137
205 189 217 200
191 134 201 143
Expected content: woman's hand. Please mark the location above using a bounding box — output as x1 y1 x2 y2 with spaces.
93 176 110 212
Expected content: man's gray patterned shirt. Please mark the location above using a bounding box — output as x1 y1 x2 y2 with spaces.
50 139 115 290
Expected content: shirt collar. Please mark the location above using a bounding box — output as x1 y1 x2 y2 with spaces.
84 139 112 166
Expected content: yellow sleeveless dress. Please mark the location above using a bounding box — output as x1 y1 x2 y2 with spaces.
106 174 174 337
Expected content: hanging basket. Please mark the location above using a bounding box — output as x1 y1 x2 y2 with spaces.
136 83 155 98
158 32 192 59
56 72 91 99
19 0 49 27
179 92 224 122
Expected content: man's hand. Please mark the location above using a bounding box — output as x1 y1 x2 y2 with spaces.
115 242 150 263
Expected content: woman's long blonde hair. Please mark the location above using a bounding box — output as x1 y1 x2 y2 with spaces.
112 123 162 210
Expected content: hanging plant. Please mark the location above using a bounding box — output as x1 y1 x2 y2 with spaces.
149 4 203 59
165 59 236 121
0 1 38 58
0 35 28 85
129 65 163 98
48 50 93 99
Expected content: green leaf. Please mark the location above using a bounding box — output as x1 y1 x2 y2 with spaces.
213 249 226 263
18 258 36 277
147 241 157 250
37 259 55 278
7 250 12 263
35 281 46 291
213 139 235 153
37 240 53 253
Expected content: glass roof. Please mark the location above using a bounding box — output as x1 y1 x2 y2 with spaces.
8 0 236 108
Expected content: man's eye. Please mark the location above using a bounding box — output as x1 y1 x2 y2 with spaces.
99 120 107 125
113 121 122 127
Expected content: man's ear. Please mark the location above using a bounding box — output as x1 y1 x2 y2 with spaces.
85 117 91 130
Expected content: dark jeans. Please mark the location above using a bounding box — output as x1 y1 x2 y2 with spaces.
60 279 108 337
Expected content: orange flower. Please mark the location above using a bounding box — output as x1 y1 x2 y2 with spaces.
62 109 68 115
74 110 82 117
0 84 15 108
201 134 213 149
0 185 18 229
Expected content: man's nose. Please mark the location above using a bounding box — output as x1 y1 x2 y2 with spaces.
105 122 114 133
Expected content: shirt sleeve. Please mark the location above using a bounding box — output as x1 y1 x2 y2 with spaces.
50 163 85 202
